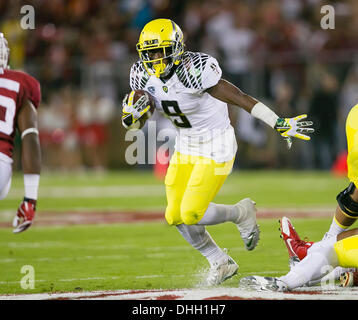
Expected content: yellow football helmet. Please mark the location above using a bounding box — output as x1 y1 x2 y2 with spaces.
136 19 184 78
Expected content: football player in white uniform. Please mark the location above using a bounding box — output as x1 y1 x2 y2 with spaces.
122 19 314 285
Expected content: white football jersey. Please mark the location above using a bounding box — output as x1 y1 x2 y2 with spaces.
129 51 237 162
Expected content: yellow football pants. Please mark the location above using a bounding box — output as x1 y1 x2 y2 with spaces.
346 103 358 188
334 235 358 268
164 152 234 225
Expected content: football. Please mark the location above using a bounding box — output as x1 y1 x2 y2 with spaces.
122 89 156 130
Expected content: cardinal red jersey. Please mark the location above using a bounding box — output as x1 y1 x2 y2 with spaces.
0 69 41 163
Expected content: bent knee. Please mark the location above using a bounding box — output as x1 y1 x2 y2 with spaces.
180 207 206 225
165 206 182 226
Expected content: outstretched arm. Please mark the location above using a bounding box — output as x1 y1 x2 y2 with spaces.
207 79 314 149
206 79 259 114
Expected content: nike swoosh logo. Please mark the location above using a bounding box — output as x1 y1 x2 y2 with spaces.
286 239 295 255
246 232 255 248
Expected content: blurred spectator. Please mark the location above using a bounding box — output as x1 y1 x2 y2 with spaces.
76 93 116 170
216 1 256 93
339 64 358 125
234 107 274 169
38 87 82 171
309 71 340 170
1 1 27 69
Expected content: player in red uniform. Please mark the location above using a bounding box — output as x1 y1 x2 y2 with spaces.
0 33 41 233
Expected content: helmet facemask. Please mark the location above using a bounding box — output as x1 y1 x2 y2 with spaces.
137 39 184 78
0 33 9 70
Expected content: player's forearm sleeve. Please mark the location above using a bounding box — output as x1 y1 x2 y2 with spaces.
251 102 279 129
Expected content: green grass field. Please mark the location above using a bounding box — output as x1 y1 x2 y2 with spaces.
0 170 349 295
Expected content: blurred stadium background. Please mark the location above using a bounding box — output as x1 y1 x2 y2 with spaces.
1 0 357 173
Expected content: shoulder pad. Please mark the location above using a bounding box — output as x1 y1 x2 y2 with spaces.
130 61 150 90
175 52 210 90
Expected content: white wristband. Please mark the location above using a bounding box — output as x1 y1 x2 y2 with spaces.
251 102 279 129
24 174 40 200
21 128 39 140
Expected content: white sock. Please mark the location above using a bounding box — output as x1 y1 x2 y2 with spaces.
197 202 241 226
326 217 347 237
279 236 338 290
176 224 228 266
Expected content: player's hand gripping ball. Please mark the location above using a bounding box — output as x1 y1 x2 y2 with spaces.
122 90 156 130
